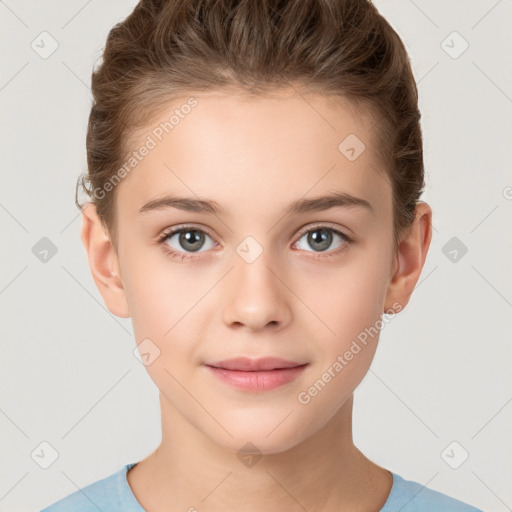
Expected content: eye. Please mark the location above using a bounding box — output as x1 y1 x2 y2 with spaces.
158 223 351 262
293 224 351 257
158 225 217 260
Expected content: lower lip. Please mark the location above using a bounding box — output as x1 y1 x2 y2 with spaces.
205 364 308 392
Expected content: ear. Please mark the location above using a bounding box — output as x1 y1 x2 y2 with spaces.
80 203 130 318
384 201 433 314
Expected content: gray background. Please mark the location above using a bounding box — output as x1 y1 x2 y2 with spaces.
1 1 511 511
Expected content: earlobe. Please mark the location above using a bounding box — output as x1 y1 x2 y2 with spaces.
80 203 131 318
384 202 433 314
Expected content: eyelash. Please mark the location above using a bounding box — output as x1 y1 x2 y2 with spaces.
157 223 352 262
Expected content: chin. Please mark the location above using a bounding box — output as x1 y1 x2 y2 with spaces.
206 414 312 457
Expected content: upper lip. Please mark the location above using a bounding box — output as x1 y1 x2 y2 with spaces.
205 357 307 371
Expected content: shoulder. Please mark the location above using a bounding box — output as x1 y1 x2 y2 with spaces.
39 463 138 512
380 473 485 512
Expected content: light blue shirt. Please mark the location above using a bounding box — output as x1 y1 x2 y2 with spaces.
40 462 484 511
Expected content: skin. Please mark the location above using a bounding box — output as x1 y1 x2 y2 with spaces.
81 87 432 512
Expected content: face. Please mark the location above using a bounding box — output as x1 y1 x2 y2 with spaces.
101 88 402 453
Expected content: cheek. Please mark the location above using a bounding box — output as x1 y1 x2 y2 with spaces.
301 252 390 339
295 266 388 414
295 246 392 401
119 244 175 340
121 250 212 363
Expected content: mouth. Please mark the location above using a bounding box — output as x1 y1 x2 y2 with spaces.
204 357 309 392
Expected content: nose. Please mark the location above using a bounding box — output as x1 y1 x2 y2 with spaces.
222 248 292 332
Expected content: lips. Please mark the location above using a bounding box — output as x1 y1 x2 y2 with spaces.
205 357 306 371
204 357 309 391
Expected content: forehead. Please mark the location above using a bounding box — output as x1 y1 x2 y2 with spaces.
117 88 391 219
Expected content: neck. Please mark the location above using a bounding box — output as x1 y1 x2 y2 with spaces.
127 393 392 512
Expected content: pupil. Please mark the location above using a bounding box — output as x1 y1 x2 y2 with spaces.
180 230 204 252
309 229 331 251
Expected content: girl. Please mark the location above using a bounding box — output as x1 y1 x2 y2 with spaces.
41 0 484 510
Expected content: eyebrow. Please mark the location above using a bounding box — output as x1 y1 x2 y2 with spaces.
139 191 374 216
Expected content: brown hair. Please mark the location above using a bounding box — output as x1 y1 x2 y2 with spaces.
77 0 425 249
